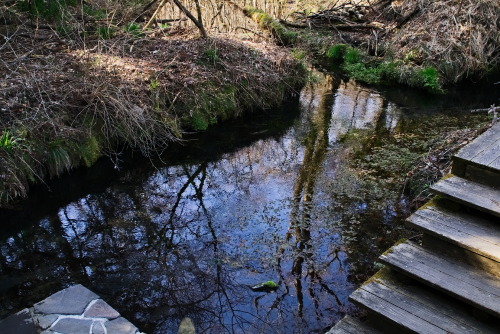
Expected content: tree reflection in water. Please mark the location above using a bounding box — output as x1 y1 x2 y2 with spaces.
1 73 423 333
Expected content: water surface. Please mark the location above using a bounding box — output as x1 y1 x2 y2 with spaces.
0 73 498 333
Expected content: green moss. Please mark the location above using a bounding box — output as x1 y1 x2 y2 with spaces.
188 84 238 131
244 7 297 46
79 136 101 167
263 280 278 288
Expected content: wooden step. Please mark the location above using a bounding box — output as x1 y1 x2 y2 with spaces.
453 123 500 176
407 205 500 263
326 316 382 334
430 176 500 218
379 241 500 317
349 269 498 334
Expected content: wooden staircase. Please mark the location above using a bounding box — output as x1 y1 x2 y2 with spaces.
328 123 500 334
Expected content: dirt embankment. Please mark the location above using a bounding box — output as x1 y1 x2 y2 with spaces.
0 7 305 206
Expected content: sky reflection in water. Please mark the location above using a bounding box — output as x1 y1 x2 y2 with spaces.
1 73 496 333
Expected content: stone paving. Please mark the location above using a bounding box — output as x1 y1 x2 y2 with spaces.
0 284 144 334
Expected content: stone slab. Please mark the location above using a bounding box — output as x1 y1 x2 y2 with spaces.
34 284 99 315
84 299 120 319
51 318 93 334
35 314 59 330
0 308 37 334
92 321 106 334
106 317 138 334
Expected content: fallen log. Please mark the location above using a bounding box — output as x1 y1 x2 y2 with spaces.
279 19 385 30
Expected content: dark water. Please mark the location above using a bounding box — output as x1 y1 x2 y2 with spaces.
0 73 498 333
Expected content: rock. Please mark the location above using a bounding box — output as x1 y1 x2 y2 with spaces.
34 284 99 315
105 317 138 334
0 308 37 334
51 318 93 334
92 321 106 334
84 299 120 319
178 317 196 334
35 314 59 330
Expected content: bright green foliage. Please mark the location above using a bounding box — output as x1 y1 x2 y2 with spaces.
418 67 443 94
326 44 347 61
343 62 383 85
0 131 21 151
344 47 362 64
291 48 306 61
325 43 444 93
263 280 278 288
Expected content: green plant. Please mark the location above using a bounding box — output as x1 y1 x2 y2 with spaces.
125 22 144 37
149 78 159 90
79 136 101 167
0 131 22 151
291 49 306 61
326 44 347 61
97 26 114 39
203 48 219 64
418 67 444 93
344 47 362 64
47 143 72 177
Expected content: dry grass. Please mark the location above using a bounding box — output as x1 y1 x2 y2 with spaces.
0 3 305 205
381 0 499 82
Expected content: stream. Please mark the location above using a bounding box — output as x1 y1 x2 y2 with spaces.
0 72 498 333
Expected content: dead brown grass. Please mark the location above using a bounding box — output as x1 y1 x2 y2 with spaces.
381 0 499 82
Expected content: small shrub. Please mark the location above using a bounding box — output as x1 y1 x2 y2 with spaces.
326 44 347 61
344 47 362 64
0 131 22 151
418 67 444 93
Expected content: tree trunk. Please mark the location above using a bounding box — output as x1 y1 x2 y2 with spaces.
171 0 208 38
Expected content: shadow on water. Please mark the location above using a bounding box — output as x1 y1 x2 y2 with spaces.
0 73 498 333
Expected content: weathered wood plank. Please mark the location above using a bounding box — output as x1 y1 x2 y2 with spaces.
354 269 499 333
379 241 500 316
408 206 500 262
326 316 381 334
350 285 447 334
430 176 500 218
474 138 500 168
454 123 500 167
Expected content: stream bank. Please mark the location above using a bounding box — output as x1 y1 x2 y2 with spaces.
245 0 500 93
0 10 306 206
